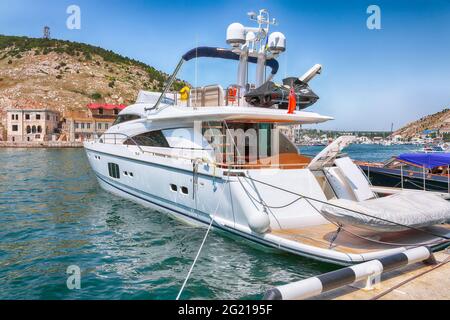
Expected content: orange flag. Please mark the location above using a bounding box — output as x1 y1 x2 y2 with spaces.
287 87 296 114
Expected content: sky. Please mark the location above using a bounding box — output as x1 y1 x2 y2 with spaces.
0 0 449 131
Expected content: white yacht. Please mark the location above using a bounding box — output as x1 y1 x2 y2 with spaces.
84 10 450 265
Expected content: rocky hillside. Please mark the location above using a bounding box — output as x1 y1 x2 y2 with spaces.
0 35 186 124
392 107 450 138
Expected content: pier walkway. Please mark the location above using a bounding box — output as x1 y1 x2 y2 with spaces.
313 250 450 300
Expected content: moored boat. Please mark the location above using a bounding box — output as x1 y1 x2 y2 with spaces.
84 10 450 266
358 153 450 192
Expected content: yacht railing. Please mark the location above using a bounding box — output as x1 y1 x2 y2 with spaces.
95 133 207 163
215 162 310 170
95 133 312 171
96 133 144 153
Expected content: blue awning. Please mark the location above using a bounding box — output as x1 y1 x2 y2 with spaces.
182 46 279 75
397 153 450 169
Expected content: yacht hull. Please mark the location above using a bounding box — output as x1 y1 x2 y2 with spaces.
85 145 450 266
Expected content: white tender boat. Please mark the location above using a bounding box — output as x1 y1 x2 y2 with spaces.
84 10 450 265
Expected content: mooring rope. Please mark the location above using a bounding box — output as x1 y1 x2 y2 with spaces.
175 215 215 300
217 122 450 242
241 174 450 241
176 193 223 300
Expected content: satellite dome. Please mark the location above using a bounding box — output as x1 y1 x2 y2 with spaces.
268 32 286 53
226 23 246 47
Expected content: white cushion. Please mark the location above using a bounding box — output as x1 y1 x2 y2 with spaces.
321 191 450 232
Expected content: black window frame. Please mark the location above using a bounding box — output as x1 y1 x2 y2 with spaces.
108 163 120 179
113 114 141 126
124 130 170 148
181 186 189 195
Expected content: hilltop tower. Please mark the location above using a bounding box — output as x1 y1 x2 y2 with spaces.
43 26 50 39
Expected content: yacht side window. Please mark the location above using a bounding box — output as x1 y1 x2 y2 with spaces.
124 131 170 148
113 114 141 126
108 163 120 179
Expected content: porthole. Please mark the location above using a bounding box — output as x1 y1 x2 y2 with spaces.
181 186 189 195
129 172 134 177
170 184 178 192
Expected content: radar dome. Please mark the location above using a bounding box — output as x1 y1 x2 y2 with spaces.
268 32 286 53
227 23 246 47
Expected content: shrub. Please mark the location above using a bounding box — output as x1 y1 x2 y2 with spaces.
0 34 187 87
91 92 102 100
56 75 62 79
7 60 12 64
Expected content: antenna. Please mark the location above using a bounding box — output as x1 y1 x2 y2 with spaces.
226 9 286 89
43 26 51 39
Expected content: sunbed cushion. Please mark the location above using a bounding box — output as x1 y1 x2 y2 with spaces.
321 191 450 232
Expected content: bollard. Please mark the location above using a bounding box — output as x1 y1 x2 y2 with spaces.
263 246 434 300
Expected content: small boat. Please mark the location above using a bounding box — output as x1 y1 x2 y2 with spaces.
420 144 446 153
84 10 450 266
358 153 450 192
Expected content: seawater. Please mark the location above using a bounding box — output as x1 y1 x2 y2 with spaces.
0 145 420 299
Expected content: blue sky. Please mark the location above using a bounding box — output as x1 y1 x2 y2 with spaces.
0 0 449 131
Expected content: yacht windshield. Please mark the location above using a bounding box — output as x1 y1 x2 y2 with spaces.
152 47 280 110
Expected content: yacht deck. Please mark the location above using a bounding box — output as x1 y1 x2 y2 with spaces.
271 223 450 255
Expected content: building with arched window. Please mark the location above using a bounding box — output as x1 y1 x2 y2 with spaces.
62 103 126 142
6 109 60 142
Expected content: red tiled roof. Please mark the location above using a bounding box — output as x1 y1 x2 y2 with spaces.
87 103 127 110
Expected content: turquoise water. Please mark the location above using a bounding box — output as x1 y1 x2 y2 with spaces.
0 145 419 300
299 144 422 162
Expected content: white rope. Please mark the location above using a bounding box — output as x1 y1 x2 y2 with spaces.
175 217 214 300
176 187 224 300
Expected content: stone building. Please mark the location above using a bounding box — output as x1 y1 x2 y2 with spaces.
0 124 6 141
62 103 126 142
6 109 60 142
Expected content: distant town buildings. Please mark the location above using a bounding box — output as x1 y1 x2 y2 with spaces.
62 103 126 142
6 109 60 142
4 103 126 144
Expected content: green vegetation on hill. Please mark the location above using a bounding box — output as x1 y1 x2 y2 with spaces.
0 34 186 91
393 107 450 139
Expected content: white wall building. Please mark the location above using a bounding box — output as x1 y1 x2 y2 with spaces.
6 109 60 142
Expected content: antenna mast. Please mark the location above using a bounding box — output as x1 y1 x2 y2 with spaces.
226 9 286 93
43 26 51 39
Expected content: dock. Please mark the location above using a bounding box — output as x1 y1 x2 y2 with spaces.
264 247 450 300
314 250 450 300
0 141 83 148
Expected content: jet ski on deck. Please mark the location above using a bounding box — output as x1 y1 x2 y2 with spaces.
244 64 322 109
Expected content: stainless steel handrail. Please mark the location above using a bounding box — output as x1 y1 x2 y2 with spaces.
97 133 144 153
96 132 205 163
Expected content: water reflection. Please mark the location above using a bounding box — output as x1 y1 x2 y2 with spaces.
0 148 333 300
